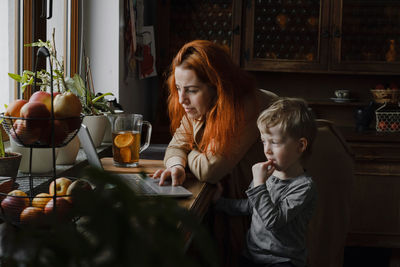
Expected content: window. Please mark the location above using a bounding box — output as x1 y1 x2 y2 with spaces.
0 0 78 112
0 1 16 112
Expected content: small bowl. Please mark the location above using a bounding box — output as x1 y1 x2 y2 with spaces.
334 90 350 99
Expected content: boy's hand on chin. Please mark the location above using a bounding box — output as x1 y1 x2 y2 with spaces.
252 160 275 187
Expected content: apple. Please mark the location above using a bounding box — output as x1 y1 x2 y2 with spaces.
29 91 51 111
11 119 42 145
44 197 72 222
53 92 82 119
49 177 72 196
39 119 69 146
20 206 45 226
378 121 388 131
391 122 399 131
29 91 60 112
31 192 52 210
0 179 16 201
0 190 29 223
4 99 28 118
65 117 82 133
66 179 92 203
20 101 51 129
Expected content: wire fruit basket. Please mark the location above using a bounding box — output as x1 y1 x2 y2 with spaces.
0 114 83 148
0 176 92 226
375 103 400 132
0 46 85 227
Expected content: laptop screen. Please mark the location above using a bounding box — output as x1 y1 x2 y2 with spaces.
77 124 103 170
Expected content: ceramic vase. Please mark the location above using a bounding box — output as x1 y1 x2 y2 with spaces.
82 114 108 148
56 135 80 165
10 139 58 174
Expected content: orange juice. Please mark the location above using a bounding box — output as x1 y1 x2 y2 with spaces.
112 131 141 167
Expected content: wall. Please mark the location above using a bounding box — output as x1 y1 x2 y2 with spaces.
82 0 120 100
82 0 159 123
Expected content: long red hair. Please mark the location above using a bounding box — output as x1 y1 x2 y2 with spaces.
167 40 256 157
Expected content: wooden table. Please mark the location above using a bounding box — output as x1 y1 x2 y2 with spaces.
100 155 216 249
100 157 216 220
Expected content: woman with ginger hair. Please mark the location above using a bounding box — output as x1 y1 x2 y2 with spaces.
153 40 277 266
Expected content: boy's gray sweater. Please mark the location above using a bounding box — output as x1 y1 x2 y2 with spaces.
215 174 317 267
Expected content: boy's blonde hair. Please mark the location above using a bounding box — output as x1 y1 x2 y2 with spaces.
257 97 317 157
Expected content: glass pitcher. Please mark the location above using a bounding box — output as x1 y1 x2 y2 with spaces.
111 114 152 167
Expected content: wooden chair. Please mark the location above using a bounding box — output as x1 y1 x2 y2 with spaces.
304 120 355 267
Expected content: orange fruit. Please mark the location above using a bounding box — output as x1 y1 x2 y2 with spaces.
120 147 131 163
114 133 134 148
32 193 52 210
20 207 45 225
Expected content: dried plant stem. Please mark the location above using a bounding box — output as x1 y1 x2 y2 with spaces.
85 57 96 114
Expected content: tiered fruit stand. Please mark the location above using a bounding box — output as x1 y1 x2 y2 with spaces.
0 47 83 226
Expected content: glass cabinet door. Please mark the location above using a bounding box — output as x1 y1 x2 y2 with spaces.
165 0 242 64
331 0 400 73
243 0 330 71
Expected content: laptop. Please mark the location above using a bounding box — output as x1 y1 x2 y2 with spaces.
77 124 192 197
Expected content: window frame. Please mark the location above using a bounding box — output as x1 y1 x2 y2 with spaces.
18 0 79 100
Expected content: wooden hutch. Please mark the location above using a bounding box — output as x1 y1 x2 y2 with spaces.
154 0 400 252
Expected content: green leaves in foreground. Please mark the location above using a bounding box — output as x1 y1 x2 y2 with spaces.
0 168 218 267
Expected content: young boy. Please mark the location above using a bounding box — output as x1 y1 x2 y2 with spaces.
214 97 317 267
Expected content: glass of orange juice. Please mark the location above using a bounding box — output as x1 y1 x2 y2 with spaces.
112 114 152 167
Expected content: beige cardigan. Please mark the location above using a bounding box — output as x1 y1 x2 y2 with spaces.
164 89 277 185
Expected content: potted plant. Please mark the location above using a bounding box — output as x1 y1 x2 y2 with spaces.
0 124 21 179
8 32 114 117
28 34 115 147
8 30 113 165
66 72 114 148
7 34 78 165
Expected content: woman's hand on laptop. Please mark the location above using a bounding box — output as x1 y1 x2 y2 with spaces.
153 165 186 186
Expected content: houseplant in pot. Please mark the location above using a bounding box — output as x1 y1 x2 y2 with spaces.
8 32 112 163
7 35 78 166
0 125 21 178
66 72 114 148
0 124 21 195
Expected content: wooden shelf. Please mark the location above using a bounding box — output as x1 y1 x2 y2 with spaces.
339 127 400 143
308 99 370 107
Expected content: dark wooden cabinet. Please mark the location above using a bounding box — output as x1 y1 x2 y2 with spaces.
243 0 400 74
158 0 400 75
341 130 400 248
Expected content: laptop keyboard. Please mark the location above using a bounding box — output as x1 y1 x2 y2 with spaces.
125 176 157 195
